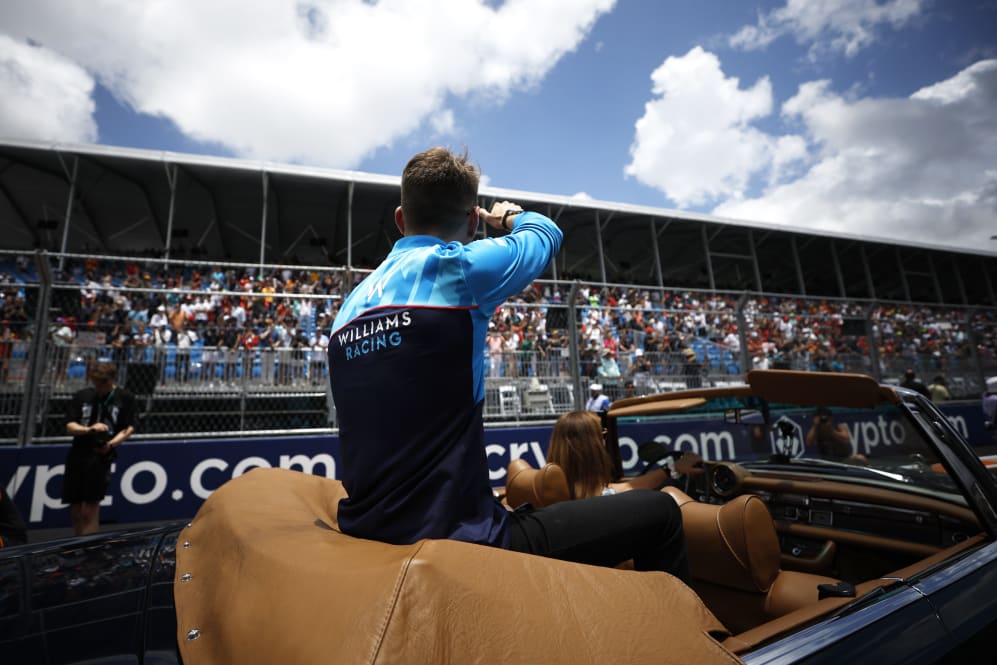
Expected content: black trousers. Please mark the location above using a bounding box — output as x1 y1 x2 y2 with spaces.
504 489 690 583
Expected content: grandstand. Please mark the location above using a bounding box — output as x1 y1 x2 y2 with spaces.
1 138 996 445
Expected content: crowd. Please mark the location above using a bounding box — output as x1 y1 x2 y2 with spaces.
0 258 992 394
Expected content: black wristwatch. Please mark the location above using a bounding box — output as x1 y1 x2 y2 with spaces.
501 209 521 231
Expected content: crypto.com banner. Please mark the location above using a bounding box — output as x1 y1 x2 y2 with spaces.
2 402 988 530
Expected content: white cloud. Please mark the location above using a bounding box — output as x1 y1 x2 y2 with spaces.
624 47 808 207
0 0 614 166
429 109 456 137
0 35 96 143
729 0 925 58
713 59 997 251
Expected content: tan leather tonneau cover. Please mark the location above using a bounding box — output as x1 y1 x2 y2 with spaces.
176 468 741 665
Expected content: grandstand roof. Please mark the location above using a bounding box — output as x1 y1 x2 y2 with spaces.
1 138 995 304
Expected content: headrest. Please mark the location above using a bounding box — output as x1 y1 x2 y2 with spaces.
679 494 781 593
505 459 571 508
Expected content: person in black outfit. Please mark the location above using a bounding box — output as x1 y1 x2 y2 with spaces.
64 362 137 535
901 369 931 399
0 485 27 547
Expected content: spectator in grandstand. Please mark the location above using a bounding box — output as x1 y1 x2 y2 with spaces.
285 329 307 384
220 317 241 383
149 304 169 331
597 348 621 380
309 324 329 385
0 484 27 548
201 318 222 383
174 320 197 384
131 321 152 353
631 349 653 391
258 317 278 385
580 339 600 378
928 375 951 402
49 316 75 382
681 347 704 389
239 325 259 380
901 369 931 398
586 383 611 412
63 362 137 536
486 326 504 377
546 411 702 500
623 379 636 399
152 321 172 347
519 326 539 377
327 147 688 579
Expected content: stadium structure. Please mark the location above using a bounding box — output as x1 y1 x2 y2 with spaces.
1 138 996 445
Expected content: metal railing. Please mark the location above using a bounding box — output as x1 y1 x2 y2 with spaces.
2 250 996 444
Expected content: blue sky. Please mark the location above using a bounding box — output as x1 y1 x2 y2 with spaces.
1 0 995 252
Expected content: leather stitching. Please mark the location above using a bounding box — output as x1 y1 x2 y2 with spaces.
368 539 426 665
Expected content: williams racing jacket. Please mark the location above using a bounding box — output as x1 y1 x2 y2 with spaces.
329 211 562 546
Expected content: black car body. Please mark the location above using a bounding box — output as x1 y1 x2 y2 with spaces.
0 521 183 664
3 370 997 663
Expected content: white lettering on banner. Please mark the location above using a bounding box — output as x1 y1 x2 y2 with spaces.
643 432 735 461
485 441 546 481
191 458 228 499
6 466 30 498
848 416 907 455
30 464 65 522
279 454 336 477
530 441 547 466
232 456 272 478
509 442 531 461
618 437 639 470
101 464 115 508
120 461 168 505
947 415 968 438
486 444 506 481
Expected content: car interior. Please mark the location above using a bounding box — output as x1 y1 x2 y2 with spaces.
503 370 992 655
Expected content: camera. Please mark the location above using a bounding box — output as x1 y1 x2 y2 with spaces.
88 429 111 448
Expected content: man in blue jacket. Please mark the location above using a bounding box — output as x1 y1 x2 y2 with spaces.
328 147 687 579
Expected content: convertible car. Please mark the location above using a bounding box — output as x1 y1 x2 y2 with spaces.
2 370 996 663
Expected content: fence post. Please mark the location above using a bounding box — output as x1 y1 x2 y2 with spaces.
735 292 750 380
864 303 882 382
567 280 583 411
969 308 986 392
18 250 54 447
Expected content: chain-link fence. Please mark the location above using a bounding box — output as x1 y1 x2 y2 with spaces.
2 251 996 443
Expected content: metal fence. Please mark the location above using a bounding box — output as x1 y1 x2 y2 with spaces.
2 250 995 444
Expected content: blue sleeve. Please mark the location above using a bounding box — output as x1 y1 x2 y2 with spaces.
461 211 562 312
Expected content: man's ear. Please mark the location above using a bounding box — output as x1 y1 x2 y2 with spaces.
394 206 406 236
466 208 479 242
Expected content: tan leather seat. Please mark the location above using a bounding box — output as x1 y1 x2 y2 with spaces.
175 468 739 665
663 487 841 634
505 458 571 508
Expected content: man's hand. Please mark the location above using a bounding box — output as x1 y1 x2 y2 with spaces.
477 201 523 233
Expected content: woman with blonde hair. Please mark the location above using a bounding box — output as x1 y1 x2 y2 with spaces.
547 411 702 499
